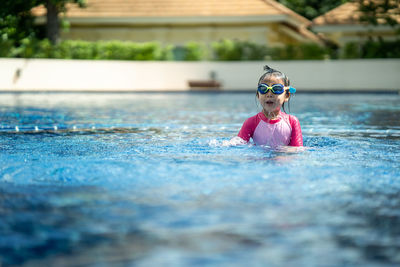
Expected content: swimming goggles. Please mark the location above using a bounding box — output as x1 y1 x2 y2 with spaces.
257 83 296 95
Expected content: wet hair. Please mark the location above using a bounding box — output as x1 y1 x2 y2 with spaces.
258 65 290 86
256 65 292 112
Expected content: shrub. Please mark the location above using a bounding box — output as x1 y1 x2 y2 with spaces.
171 42 206 61
341 42 361 59
33 39 54 58
7 40 166 60
0 40 14 57
268 43 329 60
341 39 400 59
183 42 206 61
89 41 162 60
362 39 400 58
212 40 330 60
55 40 97 59
212 39 269 61
96 41 131 60
9 37 40 58
212 39 242 60
3 37 399 60
159 44 174 60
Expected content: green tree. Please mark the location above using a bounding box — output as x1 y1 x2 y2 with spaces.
276 0 348 20
0 1 41 46
0 0 86 47
44 0 86 44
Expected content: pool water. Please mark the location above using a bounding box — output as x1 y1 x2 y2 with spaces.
0 93 399 266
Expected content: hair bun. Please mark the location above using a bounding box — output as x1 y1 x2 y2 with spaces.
263 65 272 71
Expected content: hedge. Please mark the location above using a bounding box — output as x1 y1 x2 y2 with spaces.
212 39 270 60
267 43 330 60
1 38 399 60
1 39 168 60
342 39 400 59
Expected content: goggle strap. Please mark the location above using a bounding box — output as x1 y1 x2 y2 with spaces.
287 86 296 94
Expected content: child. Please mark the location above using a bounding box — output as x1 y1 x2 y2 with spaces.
236 65 303 147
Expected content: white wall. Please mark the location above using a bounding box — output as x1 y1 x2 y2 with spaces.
0 58 399 92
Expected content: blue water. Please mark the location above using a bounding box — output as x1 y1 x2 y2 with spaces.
0 93 399 266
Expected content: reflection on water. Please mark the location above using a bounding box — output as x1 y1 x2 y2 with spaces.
365 110 400 127
335 190 400 263
0 93 400 266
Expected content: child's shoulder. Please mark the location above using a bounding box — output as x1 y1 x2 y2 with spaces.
289 113 300 122
281 111 299 120
242 112 263 127
279 112 300 126
284 113 301 128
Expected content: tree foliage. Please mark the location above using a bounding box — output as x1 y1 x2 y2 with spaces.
276 0 348 20
357 0 400 27
0 0 42 46
0 0 85 46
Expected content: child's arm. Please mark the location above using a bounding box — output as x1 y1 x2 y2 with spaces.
288 115 303 146
238 116 258 143
222 117 256 146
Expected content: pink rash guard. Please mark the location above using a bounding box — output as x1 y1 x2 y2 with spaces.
238 111 303 147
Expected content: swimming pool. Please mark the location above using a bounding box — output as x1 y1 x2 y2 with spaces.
0 92 399 266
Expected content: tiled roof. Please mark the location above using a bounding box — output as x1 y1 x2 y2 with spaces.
313 1 400 25
32 0 309 23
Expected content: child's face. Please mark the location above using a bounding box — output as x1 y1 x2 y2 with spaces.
257 76 290 114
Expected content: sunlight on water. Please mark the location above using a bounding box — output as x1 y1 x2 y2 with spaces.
0 93 399 266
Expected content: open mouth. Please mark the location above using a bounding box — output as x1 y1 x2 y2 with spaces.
266 101 274 105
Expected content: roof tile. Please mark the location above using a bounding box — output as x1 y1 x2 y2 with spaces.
313 1 400 25
32 0 295 18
